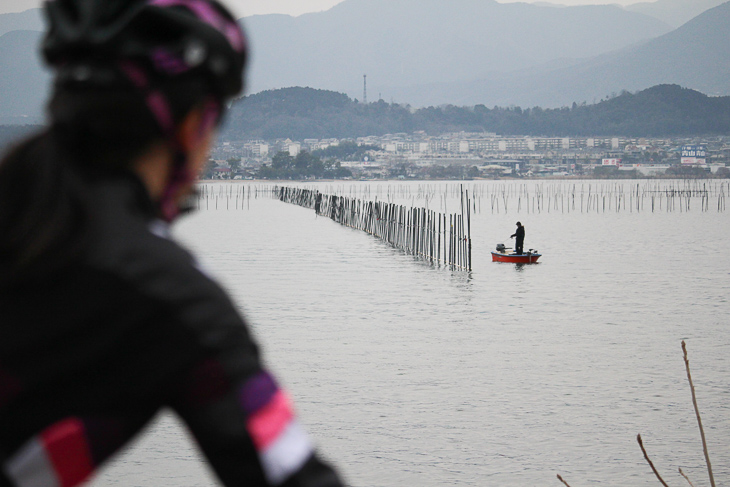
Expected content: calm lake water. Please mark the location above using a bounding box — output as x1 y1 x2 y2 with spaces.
92 180 729 487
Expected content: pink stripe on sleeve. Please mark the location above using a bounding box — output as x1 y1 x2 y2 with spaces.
246 391 294 450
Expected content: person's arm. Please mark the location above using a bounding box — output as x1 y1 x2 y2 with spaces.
173 361 342 487
134 235 344 487
167 288 343 487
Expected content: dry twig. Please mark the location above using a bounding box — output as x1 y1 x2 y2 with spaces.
678 468 696 487
556 474 572 487
682 341 716 487
637 434 670 487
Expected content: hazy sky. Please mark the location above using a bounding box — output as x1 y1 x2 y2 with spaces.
1 0 650 16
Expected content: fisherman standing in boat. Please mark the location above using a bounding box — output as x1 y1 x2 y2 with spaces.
511 221 525 254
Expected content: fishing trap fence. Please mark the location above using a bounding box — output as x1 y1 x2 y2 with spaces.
267 180 728 215
274 186 473 272
190 184 275 210
446 180 728 215
488 180 728 214
188 180 727 215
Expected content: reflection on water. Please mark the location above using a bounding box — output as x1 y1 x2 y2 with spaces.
93 181 730 487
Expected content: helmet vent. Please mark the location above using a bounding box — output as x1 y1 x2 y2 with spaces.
184 40 207 67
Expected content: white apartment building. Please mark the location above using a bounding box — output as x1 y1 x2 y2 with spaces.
288 142 301 157
244 142 269 157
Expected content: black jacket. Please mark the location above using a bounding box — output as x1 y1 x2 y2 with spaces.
0 175 343 487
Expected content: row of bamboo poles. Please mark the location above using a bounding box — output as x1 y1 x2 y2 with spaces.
192 184 272 210
498 181 727 214
315 180 728 200
310 180 728 214
275 186 473 272
191 180 727 215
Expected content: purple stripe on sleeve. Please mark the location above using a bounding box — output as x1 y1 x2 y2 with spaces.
238 372 279 415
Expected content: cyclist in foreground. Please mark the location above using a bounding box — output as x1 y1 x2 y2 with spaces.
0 1 344 486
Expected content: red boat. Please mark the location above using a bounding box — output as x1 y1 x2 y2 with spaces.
491 244 541 263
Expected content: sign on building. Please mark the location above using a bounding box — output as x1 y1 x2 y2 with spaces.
602 158 621 166
681 145 706 165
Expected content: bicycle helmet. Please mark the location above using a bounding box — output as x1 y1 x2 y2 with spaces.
43 0 246 102
41 0 247 221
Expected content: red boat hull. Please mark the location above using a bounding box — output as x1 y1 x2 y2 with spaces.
491 252 541 264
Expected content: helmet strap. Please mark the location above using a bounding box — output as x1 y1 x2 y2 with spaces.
159 151 194 221
119 60 213 222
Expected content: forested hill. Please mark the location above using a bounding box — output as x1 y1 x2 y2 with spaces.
222 85 730 140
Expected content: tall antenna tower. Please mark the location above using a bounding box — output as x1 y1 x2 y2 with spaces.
363 74 367 104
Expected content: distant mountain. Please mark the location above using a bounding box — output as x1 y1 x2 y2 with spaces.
0 30 49 123
221 85 730 140
0 8 42 37
243 0 670 97
385 1 730 108
0 1 41 15
626 0 727 28
0 0 725 121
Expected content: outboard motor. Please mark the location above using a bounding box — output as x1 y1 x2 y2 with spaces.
496 243 506 253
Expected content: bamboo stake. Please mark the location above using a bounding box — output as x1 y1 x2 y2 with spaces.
637 434 670 487
678 468 696 487
437 213 441 266
682 341 716 487
556 474 571 487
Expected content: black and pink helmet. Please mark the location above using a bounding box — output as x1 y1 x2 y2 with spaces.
41 0 248 221
42 0 247 105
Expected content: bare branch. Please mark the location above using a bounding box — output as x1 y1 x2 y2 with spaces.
682 341 716 487
678 468 696 487
637 434 670 487
556 474 572 487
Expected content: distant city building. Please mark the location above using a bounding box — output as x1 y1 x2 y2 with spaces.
288 141 301 157
212 132 728 180
244 141 269 157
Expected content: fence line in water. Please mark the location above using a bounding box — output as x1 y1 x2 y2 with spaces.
275 180 727 215
275 186 473 272
192 184 274 210
191 180 727 215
